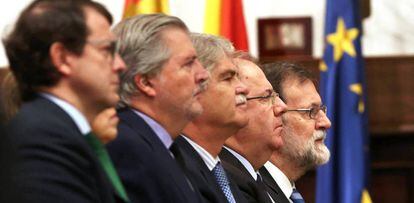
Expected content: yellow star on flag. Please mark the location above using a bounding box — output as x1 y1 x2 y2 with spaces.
319 60 328 72
327 18 359 62
361 189 373 203
349 83 365 113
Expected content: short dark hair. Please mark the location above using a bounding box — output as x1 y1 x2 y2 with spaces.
3 0 112 101
262 62 316 101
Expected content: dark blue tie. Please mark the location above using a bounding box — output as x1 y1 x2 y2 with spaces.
212 162 236 203
290 188 305 203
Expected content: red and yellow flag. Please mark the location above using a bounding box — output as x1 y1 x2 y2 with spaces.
204 0 249 51
123 0 169 19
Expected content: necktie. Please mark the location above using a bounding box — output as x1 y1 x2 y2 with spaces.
290 188 305 203
212 162 236 203
85 132 130 202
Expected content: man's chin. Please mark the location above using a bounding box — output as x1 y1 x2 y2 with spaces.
186 102 203 120
315 147 330 165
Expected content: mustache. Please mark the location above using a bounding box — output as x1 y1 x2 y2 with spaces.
193 79 209 96
235 94 247 105
313 130 327 141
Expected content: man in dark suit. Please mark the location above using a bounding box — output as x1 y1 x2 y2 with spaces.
172 33 249 203
106 14 209 203
220 56 287 203
260 62 332 203
4 0 127 202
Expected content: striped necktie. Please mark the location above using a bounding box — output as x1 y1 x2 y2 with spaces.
85 132 129 202
290 188 305 203
212 162 236 203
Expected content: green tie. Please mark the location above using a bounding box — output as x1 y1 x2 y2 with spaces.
84 132 130 202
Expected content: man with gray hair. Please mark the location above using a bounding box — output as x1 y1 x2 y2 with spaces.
172 33 249 203
259 62 331 203
219 55 287 203
106 14 208 202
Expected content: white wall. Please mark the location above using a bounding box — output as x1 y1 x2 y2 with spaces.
0 0 413 67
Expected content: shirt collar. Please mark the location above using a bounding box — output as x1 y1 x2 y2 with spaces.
264 161 293 199
224 146 257 180
133 110 173 149
40 93 91 135
182 135 220 171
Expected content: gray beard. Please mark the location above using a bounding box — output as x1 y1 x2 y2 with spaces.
281 130 330 171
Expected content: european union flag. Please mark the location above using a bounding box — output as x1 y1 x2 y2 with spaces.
316 0 372 202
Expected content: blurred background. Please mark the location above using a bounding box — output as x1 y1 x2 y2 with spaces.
1 0 413 202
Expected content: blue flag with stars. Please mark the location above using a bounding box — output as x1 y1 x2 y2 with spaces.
316 0 372 202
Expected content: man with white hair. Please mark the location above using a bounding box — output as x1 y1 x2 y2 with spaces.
219 56 287 203
260 62 332 203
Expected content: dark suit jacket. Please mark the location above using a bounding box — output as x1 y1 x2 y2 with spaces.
0 113 19 203
106 108 201 203
173 136 247 203
219 148 273 203
259 166 290 203
7 96 122 203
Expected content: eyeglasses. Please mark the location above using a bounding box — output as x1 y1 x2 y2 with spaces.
87 39 120 63
246 90 279 105
286 105 327 119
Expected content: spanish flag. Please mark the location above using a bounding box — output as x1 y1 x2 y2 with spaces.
123 0 169 19
204 0 249 51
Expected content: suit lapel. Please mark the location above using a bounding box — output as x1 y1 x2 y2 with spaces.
219 148 272 203
219 148 251 177
174 136 228 203
117 108 198 202
259 167 290 203
117 109 159 149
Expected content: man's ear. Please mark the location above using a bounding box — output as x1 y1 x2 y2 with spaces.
134 74 156 97
49 42 75 76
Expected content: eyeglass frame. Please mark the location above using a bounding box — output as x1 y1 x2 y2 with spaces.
246 90 279 105
286 105 327 119
86 39 120 63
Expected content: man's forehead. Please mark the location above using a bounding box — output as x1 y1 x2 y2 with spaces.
213 56 236 72
161 28 196 60
284 79 322 106
85 6 113 40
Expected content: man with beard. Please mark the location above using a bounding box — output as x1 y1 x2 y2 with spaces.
219 56 287 203
259 62 332 203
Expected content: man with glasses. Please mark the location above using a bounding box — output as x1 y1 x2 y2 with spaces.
4 0 127 202
106 14 209 203
219 55 287 203
259 62 332 203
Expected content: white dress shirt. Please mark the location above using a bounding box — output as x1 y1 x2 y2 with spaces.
264 161 294 203
181 135 220 171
